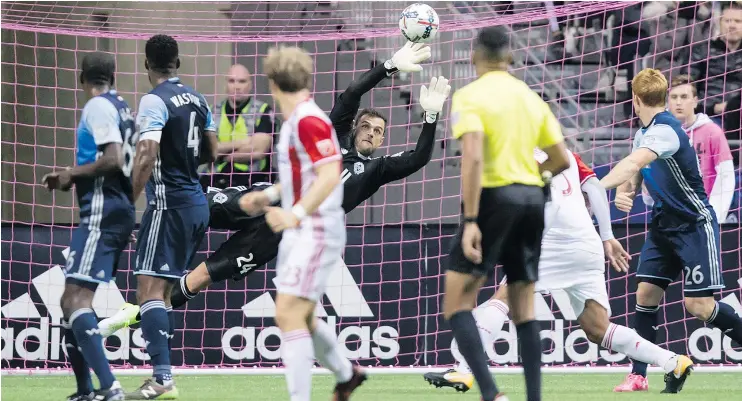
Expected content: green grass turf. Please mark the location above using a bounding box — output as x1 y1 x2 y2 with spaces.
2 373 741 401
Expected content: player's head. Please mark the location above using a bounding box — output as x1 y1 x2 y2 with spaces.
631 68 668 114
144 34 180 82
80 52 115 95
264 46 313 95
226 64 252 103
720 2 742 46
472 26 512 75
352 108 387 156
668 75 698 124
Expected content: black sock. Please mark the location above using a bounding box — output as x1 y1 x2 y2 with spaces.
170 274 198 309
449 311 498 401
516 320 542 401
706 301 742 346
631 304 659 377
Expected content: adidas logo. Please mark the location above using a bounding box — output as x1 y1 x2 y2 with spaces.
160 264 170 272
242 259 373 318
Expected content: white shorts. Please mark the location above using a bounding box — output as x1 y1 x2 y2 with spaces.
275 218 346 302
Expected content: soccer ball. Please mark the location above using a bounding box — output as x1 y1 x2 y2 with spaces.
399 3 439 43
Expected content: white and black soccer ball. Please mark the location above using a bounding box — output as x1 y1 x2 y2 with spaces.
399 3 440 43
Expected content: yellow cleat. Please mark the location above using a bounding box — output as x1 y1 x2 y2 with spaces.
423 369 474 392
98 302 141 338
662 355 694 393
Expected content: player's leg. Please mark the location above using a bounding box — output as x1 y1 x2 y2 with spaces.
615 234 673 392
570 281 693 392
62 227 128 400
425 282 509 392
500 188 545 401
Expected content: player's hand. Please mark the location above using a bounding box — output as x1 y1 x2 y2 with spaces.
264 207 299 233
41 168 72 191
389 41 431 73
419 76 451 115
239 192 270 216
461 223 483 264
603 238 631 273
128 233 137 245
614 192 634 213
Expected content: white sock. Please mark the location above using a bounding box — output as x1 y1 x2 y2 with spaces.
281 329 314 401
601 323 678 373
451 299 509 374
312 319 353 383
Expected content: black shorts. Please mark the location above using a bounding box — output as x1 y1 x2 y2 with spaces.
205 219 282 282
447 184 546 284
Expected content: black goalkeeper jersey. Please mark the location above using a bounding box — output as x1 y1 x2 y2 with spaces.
330 64 438 213
206 183 277 231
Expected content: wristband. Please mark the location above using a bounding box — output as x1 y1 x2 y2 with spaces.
384 59 399 76
263 186 280 203
463 216 478 224
292 204 307 221
424 112 438 124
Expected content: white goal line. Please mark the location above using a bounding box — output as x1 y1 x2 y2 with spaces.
4 366 742 376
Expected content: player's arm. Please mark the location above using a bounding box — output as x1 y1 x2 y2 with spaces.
707 129 735 222
329 42 431 146
131 94 167 201
451 92 485 221
537 101 570 179
200 102 219 164
599 148 657 190
227 105 275 164
42 98 125 191
376 76 451 184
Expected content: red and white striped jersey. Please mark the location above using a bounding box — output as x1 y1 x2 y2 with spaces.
535 149 601 252
276 99 344 222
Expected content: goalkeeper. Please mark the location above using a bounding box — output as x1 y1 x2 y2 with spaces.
99 42 449 333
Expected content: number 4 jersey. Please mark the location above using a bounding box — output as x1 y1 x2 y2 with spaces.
136 77 216 209
75 90 136 232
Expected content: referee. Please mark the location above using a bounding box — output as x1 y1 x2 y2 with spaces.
444 26 570 401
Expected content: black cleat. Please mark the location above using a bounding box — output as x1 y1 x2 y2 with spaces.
66 393 93 401
661 355 694 393
333 366 367 401
423 369 473 393
91 381 125 401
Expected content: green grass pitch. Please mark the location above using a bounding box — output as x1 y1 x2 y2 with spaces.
2 372 741 401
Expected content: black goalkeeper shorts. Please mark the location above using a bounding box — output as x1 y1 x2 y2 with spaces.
205 220 282 282
447 184 545 284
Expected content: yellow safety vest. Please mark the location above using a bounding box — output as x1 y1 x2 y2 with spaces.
216 100 270 173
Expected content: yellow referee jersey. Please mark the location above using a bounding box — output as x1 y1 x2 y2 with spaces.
451 71 564 188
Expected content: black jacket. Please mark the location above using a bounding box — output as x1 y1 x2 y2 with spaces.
690 39 742 116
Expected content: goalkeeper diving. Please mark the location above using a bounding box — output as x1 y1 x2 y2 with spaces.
100 42 450 335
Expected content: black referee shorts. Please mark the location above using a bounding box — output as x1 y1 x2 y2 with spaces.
205 220 282 282
447 184 546 284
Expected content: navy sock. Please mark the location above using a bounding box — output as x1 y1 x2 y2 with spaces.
631 304 659 377
166 306 175 351
63 324 94 395
69 308 116 389
140 300 172 384
516 320 542 401
706 302 742 346
449 311 498 401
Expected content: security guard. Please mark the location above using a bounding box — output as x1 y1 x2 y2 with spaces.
206 64 278 189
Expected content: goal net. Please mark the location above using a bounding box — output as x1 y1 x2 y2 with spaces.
2 1 740 374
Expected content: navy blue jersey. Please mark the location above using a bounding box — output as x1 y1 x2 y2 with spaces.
136 77 216 209
633 111 713 222
75 90 136 232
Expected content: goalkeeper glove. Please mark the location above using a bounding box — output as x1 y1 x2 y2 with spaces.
419 76 451 123
384 41 432 74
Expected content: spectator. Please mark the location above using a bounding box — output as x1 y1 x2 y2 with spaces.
206 64 278 189
690 2 741 143
669 75 736 223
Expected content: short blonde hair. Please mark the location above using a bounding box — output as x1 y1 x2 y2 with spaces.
632 68 668 107
263 46 313 93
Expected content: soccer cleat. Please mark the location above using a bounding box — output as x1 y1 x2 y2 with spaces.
495 394 510 401
66 392 93 401
613 373 648 392
423 368 474 393
125 378 179 400
98 303 140 337
661 355 694 394
332 366 367 401
92 381 125 401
